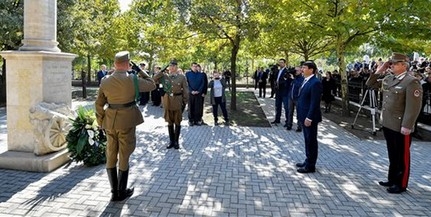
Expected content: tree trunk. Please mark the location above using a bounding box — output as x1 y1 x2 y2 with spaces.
336 42 350 116
230 37 240 111
87 54 92 84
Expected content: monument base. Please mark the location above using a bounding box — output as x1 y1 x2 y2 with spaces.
0 149 69 172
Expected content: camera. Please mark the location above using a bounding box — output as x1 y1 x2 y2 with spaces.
286 66 296 75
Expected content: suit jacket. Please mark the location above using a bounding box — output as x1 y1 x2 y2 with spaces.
95 71 156 130
297 75 323 123
276 67 293 96
366 72 423 132
97 70 106 84
290 75 305 101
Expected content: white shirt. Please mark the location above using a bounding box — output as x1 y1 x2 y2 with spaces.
301 74 315 89
213 80 223 97
276 67 286 83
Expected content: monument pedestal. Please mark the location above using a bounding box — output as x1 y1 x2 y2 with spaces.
0 51 76 172
0 149 69 172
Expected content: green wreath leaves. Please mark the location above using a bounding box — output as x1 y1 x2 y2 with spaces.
66 106 107 166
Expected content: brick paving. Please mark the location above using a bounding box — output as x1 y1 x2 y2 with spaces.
0 89 431 216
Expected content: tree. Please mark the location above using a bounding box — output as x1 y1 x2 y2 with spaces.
292 0 430 115
177 0 262 110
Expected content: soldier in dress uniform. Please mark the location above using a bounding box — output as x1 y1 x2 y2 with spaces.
95 51 156 201
366 52 423 194
153 60 189 149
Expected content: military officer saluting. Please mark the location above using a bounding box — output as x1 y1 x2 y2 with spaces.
366 52 423 194
95 51 156 201
153 60 189 149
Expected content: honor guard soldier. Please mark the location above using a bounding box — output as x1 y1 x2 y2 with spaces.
154 60 189 149
95 51 156 201
366 52 423 194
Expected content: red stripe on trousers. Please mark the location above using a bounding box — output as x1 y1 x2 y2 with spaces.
401 134 411 188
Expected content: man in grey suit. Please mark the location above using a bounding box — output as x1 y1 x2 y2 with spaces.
366 52 423 194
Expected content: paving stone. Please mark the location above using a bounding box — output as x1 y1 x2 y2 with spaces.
0 88 430 216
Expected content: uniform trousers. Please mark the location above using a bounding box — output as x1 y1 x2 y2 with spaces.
105 127 136 171
382 127 411 188
164 109 182 125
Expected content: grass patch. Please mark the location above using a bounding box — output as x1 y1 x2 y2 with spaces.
72 88 270 128
202 91 270 127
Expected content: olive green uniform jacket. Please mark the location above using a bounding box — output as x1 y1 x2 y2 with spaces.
366 72 423 132
154 72 189 124
95 71 156 129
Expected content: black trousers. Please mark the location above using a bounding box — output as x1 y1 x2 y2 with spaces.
150 89 161 106
301 121 319 169
382 127 411 188
258 82 267 98
139 92 149 105
188 94 203 123
212 97 228 122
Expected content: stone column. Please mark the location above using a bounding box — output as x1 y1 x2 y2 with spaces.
19 0 61 52
0 0 76 172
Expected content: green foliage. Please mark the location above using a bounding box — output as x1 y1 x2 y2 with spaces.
66 106 106 166
0 0 23 50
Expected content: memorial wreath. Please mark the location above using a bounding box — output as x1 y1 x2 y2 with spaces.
66 106 107 166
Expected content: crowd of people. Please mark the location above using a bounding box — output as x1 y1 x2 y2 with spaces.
95 51 427 202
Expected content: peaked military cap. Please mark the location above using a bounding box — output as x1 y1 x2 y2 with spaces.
390 52 409 63
114 51 130 62
169 59 178 65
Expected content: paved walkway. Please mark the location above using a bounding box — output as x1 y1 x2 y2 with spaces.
1 90 431 216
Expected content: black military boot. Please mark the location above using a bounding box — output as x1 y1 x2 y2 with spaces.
167 125 175 149
118 169 134 201
174 124 181 149
106 167 119 201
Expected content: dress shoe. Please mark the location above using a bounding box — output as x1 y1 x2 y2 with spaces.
295 128 302 132
387 185 406 194
297 167 315 173
296 162 306 167
378 181 392 187
286 127 292 130
271 121 280 124
188 121 194 126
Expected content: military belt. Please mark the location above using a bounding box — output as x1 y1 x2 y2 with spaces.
108 101 136 109
169 92 183 97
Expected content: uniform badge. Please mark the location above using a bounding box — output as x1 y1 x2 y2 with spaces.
414 90 420 97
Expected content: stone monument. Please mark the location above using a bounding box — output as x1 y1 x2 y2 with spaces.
0 0 76 172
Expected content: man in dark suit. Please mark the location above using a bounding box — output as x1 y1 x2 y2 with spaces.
268 65 278 98
97 64 107 86
296 61 322 173
254 67 268 98
95 51 156 201
366 52 423 194
272 59 292 126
